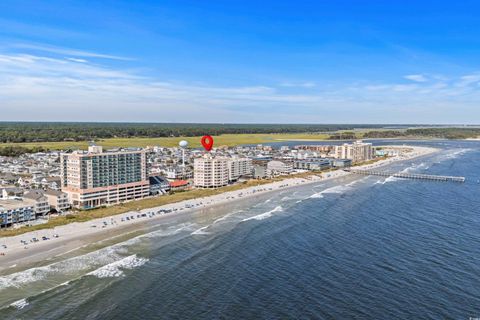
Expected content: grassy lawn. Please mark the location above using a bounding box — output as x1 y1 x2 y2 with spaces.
0 133 331 151
0 172 318 237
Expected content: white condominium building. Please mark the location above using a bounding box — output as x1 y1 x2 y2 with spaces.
334 140 374 163
228 158 253 181
266 160 293 176
194 156 229 188
61 145 149 209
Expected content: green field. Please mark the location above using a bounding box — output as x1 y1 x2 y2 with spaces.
0 133 331 150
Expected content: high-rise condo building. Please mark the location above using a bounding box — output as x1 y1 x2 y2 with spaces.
194 156 253 188
227 157 253 181
334 140 374 163
193 156 229 188
61 145 149 209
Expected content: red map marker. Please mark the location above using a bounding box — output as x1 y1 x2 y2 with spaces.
201 135 214 151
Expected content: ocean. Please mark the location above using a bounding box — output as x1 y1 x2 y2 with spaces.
1 140 479 319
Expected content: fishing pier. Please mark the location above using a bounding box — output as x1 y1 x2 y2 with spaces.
344 168 466 183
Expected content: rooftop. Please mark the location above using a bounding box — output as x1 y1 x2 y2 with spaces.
0 198 36 211
169 180 189 188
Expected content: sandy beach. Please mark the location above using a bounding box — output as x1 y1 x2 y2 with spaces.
0 145 437 271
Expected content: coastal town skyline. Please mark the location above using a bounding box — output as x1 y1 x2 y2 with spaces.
1 2 479 319
2 1 480 123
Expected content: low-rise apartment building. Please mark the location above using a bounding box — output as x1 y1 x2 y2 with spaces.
294 159 331 171
267 160 293 176
23 190 50 216
44 189 70 212
0 199 36 228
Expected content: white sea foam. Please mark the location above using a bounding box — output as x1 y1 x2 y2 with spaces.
0 244 124 290
441 148 472 160
345 177 368 187
141 223 197 240
309 193 324 199
10 298 29 310
213 210 243 224
400 161 429 174
0 222 196 290
191 225 211 235
87 255 148 279
242 206 283 222
309 185 351 198
384 176 399 183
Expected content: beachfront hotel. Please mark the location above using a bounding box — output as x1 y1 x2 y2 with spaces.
334 140 374 163
60 145 149 209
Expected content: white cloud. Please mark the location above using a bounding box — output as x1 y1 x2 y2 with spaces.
0 51 480 123
9 43 133 61
279 81 316 88
404 74 428 82
456 73 480 87
66 57 88 63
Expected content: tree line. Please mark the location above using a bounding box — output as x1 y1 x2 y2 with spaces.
0 122 388 143
362 128 480 139
0 123 478 145
0 146 49 157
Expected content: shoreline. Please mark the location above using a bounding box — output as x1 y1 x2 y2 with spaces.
0 145 438 271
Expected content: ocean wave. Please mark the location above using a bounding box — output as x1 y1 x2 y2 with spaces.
440 148 473 161
212 210 243 225
400 161 430 174
191 225 211 235
384 176 399 183
0 246 123 290
87 255 148 279
309 185 351 198
10 298 28 310
0 221 199 291
253 198 272 208
141 223 197 240
242 206 283 222
345 177 369 187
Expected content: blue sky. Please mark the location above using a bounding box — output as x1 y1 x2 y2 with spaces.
0 0 479 123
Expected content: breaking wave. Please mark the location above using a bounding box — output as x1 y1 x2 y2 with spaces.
0 246 124 290
87 255 148 279
0 223 196 291
213 210 243 225
10 298 29 310
309 185 351 198
242 206 283 222
191 226 211 235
